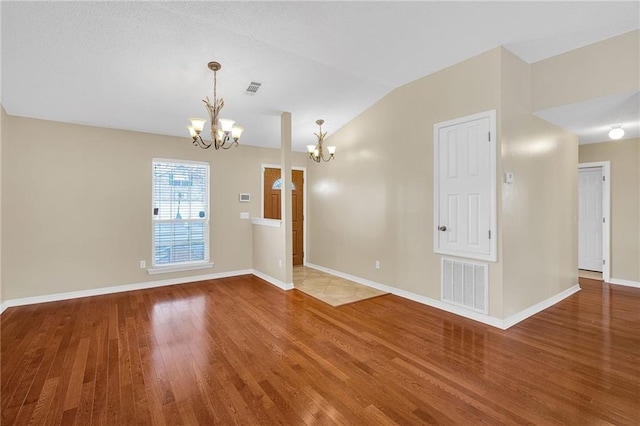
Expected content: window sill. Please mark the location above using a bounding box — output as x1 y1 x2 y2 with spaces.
147 262 214 275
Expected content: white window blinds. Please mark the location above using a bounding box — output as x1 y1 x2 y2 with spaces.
152 159 209 267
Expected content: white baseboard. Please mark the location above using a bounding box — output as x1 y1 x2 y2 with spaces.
502 284 581 329
252 270 294 291
0 263 588 328
0 269 253 314
305 263 581 330
305 263 503 329
609 278 640 289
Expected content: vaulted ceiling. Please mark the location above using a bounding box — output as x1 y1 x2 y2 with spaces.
2 1 639 151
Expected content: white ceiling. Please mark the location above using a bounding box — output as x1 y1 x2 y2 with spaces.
1 1 639 151
534 91 640 144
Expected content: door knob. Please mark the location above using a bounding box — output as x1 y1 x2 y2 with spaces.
438 226 447 231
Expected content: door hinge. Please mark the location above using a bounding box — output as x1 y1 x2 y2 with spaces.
603 259 606 265
488 230 491 239
603 217 605 223
488 132 491 142
602 176 605 181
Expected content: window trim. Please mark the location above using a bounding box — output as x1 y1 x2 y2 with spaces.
147 261 214 275
150 158 211 273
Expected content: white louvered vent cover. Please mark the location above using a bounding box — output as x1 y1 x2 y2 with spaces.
442 259 488 314
245 81 262 95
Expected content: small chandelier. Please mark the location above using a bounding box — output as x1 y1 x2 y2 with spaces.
187 61 243 150
307 119 336 163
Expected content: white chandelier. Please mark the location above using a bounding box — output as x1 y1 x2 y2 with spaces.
187 61 243 150
307 119 336 163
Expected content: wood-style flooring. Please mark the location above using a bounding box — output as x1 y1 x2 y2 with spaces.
1 276 639 425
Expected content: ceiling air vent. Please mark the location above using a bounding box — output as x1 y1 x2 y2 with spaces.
245 81 262 95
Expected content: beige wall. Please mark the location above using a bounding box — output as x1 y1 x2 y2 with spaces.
252 112 294 286
2 114 305 300
500 49 578 317
0 105 5 305
531 30 640 111
252 223 286 284
579 139 640 282
308 47 506 318
308 46 580 321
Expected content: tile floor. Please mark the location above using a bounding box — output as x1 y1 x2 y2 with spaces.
293 266 389 307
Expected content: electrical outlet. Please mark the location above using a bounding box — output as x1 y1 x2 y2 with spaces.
139 260 146 269
278 259 283 268
375 260 380 270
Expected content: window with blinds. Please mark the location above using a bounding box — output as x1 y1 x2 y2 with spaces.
152 159 209 267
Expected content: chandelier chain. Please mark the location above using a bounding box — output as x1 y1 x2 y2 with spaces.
213 69 217 106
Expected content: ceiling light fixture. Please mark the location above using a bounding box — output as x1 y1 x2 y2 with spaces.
187 61 243 150
307 119 336 163
608 126 625 140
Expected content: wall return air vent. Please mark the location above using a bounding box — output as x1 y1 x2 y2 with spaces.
441 258 488 314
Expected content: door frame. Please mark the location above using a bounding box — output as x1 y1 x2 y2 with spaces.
261 164 307 265
433 109 497 262
578 161 610 282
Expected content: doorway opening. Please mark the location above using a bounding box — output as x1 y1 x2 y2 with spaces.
261 165 306 266
578 161 610 282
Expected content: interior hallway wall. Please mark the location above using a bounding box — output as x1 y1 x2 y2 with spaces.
0 105 5 305
531 30 639 111
579 139 640 283
500 49 579 318
307 47 506 319
308 45 582 322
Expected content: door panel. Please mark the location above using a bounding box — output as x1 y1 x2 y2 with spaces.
266 193 281 219
291 170 304 265
447 195 459 244
264 168 282 220
263 167 304 266
578 168 603 271
436 115 492 258
468 194 480 246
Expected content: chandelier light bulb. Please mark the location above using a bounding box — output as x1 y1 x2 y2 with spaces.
231 125 244 141
190 118 206 133
218 118 235 133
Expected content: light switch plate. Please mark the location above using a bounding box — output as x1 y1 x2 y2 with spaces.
504 172 514 184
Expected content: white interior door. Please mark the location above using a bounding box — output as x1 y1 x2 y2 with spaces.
578 167 603 271
434 111 496 261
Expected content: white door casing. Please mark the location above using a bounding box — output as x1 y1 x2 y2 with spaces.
260 164 308 265
434 110 496 262
578 167 603 271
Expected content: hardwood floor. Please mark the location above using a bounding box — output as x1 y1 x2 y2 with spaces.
2 276 639 425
